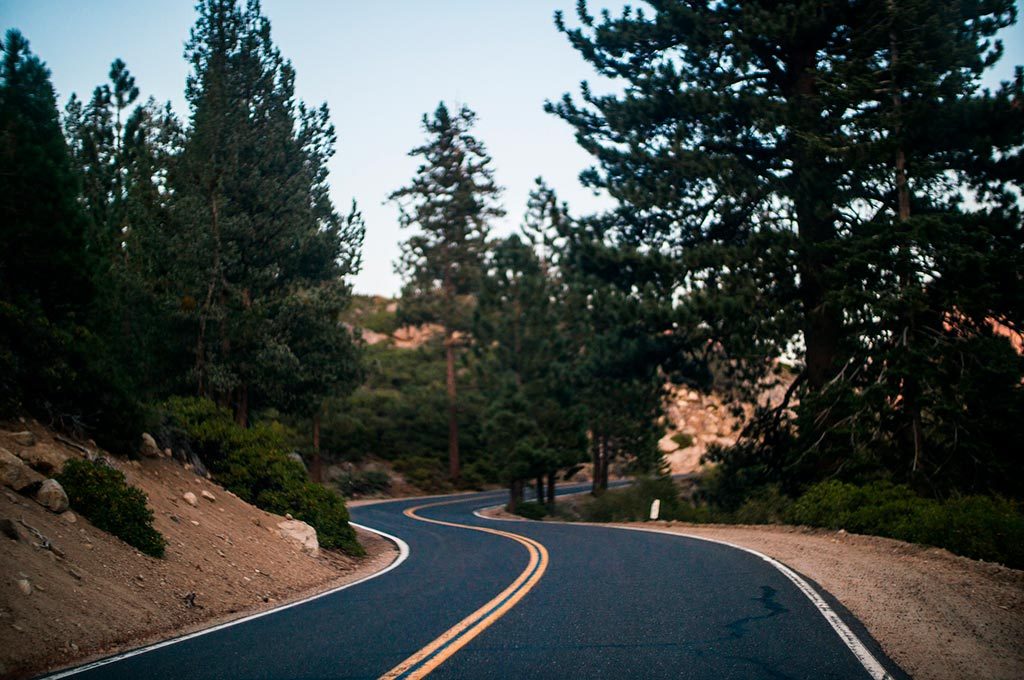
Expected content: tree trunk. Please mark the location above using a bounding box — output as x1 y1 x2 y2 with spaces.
235 384 248 428
445 328 460 482
311 412 322 483
599 434 610 492
790 62 841 391
590 431 600 496
535 476 544 503
546 471 556 509
195 190 222 397
889 0 924 475
508 479 523 513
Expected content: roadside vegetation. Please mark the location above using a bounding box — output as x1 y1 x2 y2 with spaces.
2 0 1021 568
57 459 166 558
545 477 1024 569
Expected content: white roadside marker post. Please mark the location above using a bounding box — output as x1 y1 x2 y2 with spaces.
649 499 661 521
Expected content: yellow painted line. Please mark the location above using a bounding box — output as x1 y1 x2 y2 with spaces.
380 499 550 679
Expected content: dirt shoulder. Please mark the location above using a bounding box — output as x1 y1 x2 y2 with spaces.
479 505 1024 680
0 427 399 680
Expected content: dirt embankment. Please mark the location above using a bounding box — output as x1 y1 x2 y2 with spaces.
0 423 398 680
481 505 1024 680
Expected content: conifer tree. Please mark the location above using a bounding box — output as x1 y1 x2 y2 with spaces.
390 102 503 482
550 0 1022 498
174 0 364 432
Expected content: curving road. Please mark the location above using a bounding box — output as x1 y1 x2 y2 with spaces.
48 486 906 679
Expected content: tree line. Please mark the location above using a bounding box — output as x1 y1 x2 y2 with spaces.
1 0 362 479
3 0 1022 514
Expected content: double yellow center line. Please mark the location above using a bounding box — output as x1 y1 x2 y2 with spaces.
380 500 549 679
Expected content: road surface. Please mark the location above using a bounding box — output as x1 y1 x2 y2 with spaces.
49 486 905 679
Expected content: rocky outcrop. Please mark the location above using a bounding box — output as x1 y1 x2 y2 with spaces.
277 519 319 554
1 447 45 492
35 479 69 513
12 444 68 476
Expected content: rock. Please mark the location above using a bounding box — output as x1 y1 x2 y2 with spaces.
182 492 198 507
163 448 172 458
277 519 319 554
35 479 69 513
1 447 45 492
139 433 161 458
200 490 216 502
13 444 68 475
190 520 199 526
287 452 307 470
61 511 77 524
8 431 36 447
285 513 293 520
15 576 32 595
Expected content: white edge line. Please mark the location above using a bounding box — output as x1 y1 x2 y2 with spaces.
474 505 894 680
42 523 411 679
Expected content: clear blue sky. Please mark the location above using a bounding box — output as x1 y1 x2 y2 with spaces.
2 1 1021 296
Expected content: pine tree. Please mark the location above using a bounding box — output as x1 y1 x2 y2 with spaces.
474 232 587 507
549 1 1023 498
390 102 503 482
174 0 364 431
1 30 141 448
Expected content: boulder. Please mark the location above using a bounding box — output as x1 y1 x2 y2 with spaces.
287 452 307 471
139 433 161 458
1 447 45 492
277 519 318 554
14 444 69 476
8 431 36 447
35 479 69 513
183 491 198 507
200 490 216 502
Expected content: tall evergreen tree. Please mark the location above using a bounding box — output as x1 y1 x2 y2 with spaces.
549 0 1023 498
390 102 503 482
1 30 140 448
174 0 364 432
474 232 587 508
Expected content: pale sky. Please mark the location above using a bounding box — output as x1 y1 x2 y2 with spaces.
2 1 1021 296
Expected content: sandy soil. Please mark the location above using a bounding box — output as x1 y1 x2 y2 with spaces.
0 425 398 680
480 503 1023 680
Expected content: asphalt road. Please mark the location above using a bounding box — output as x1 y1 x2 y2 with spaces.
50 486 906 679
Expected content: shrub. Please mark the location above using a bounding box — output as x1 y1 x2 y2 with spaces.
732 485 792 524
392 455 450 492
332 468 391 497
57 458 166 557
514 501 548 520
162 398 363 555
791 480 1024 568
671 432 695 449
577 476 688 523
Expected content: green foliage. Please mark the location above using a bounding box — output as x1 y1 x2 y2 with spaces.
342 296 399 335
163 397 362 554
0 31 144 451
330 468 391 498
790 481 1024 567
552 0 1024 503
514 502 547 521
573 477 688 523
57 459 166 558
671 432 694 449
392 456 450 493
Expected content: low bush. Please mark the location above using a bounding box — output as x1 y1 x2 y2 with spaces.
162 398 363 555
57 458 166 557
575 476 694 523
392 455 450 492
513 501 548 520
332 468 391 497
671 432 695 449
791 480 1024 568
